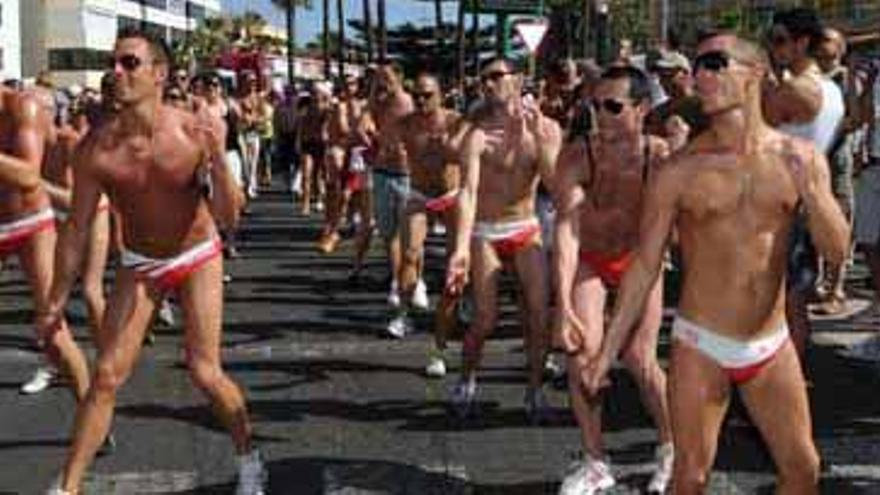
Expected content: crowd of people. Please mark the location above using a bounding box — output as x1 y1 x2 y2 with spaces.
0 5 879 495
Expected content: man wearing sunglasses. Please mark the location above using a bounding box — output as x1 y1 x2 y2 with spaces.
382 73 467 369
42 28 265 495
0 72 92 404
764 8 845 363
555 66 673 495
646 50 709 150
445 58 561 422
586 33 848 494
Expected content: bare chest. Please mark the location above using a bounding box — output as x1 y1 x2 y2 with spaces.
93 135 202 196
481 129 538 176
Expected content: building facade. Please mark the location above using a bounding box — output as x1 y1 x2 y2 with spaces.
0 0 21 80
21 0 221 87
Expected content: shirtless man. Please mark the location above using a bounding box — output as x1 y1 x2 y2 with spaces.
554 66 673 495
586 34 849 494
369 63 415 305
384 73 466 375
42 29 265 494
0 81 90 401
764 8 844 360
446 58 561 422
317 76 367 253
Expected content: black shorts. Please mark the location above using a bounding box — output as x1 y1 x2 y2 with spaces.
787 214 818 292
302 140 325 159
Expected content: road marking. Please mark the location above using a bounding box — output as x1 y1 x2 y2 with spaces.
83 470 198 493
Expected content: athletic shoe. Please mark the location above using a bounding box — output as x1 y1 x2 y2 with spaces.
425 351 447 378
45 476 71 495
235 449 267 495
451 378 477 419
387 280 401 308
524 387 551 425
412 279 430 310
544 352 566 381
558 456 615 495
157 300 176 327
315 201 325 213
20 366 56 395
647 442 674 494
431 222 446 236
385 313 412 339
317 232 340 254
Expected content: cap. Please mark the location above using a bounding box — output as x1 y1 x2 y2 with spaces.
654 51 691 72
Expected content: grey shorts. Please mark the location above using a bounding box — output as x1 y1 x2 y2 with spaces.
372 168 410 240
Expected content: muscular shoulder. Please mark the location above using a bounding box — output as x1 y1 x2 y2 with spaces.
11 92 45 126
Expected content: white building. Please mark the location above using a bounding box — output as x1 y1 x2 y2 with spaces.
21 0 221 88
0 0 21 80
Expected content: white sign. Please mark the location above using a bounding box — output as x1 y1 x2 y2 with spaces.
514 19 549 53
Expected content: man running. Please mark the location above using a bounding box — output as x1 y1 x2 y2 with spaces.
586 33 848 494
555 66 673 495
384 73 467 376
1 77 90 401
446 58 561 422
42 29 265 494
297 82 332 215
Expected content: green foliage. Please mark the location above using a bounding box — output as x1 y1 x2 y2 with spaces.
171 11 287 70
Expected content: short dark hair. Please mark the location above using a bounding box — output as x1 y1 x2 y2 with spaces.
599 66 651 103
116 27 171 67
772 7 824 53
481 57 519 74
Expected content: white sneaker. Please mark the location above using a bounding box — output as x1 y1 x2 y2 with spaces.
235 449 267 495
558 456 615 495
45 475 71 495
451 378 477 418
157 299 176 327
412 279 429 310
387 280 401 308
425 352 447 378
21 366 56 395
385 314 412 339
647 442 674 494
431 222 446 236
315 201 325 213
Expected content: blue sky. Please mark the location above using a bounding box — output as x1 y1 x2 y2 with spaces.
222 0 462 45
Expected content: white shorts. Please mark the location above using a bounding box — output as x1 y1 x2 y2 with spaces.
226 150 244 188
854 166 880 245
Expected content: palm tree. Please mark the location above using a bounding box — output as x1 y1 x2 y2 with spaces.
172 16 230 70
271 0 312 84
337 0 346 78
363 0 374 63
377 0 387 62
323 0 331 78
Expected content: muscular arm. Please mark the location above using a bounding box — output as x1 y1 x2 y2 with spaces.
553 144 587 345
12 96 48 184
599 164 681 363
535 116 563 195
762 76 823 126
198 111 241 229
453 127 484 254
801 146 850 265
0 152 41 191
47 140 102 313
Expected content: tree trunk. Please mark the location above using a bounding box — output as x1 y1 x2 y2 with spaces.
322 0 331 79
456 0 466 92
434 0 444 75
363 0 374 63
337 0 346 77
377 0 387 63
286 0 297 84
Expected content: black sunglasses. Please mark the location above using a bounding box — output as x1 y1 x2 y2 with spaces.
110 54 144 72
592 98 629 115
166 92 184 100
480 70 511 84
693 51 732 75
413 91 436 101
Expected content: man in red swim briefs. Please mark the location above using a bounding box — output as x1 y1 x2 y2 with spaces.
41 28 265 494
586 33 849 494
445 58 561 423
554 66 673 495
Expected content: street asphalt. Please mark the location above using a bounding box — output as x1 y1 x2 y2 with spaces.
1 185 879 494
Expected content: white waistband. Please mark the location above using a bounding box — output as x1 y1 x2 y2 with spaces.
121 237 219 278
0 209 54 235
672 316 789 369
473 218 539 241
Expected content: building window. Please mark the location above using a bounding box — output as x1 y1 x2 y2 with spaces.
139 0 168 10
168 0 186 16
118 16 169 42
187 2 206 21
48 48 113 72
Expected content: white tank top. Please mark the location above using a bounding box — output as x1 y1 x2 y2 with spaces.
777 73 845 154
